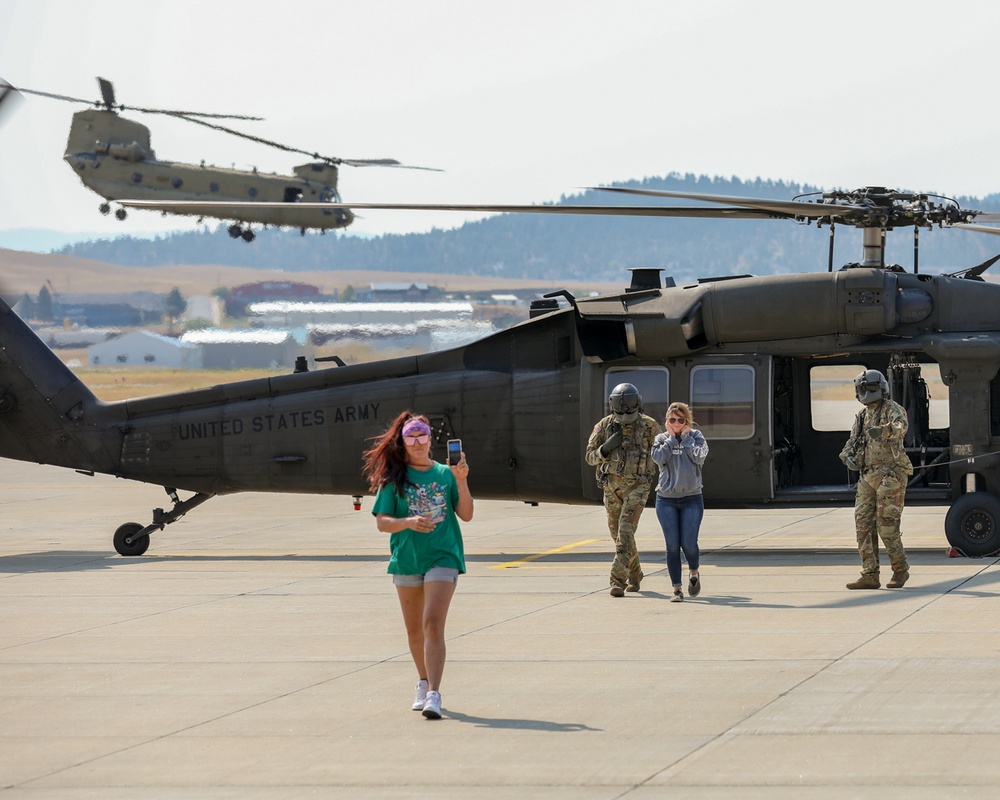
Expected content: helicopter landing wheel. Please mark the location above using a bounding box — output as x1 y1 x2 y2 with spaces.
115 208 127 221
113 522 150 557
241 228 256 242
99 202 111 215
945 493 1000 557
228 223 243 239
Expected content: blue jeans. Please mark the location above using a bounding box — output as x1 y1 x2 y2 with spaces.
655 494 704 587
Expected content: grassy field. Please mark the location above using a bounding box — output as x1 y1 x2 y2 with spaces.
62 339 415 401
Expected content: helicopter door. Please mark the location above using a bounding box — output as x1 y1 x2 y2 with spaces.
690 358 773 503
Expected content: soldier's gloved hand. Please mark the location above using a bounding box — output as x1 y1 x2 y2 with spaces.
866 425 884 441
600 429 624 457
842 454 860 471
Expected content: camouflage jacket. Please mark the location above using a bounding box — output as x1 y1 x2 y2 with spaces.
585 413 661 486
839 398 913 475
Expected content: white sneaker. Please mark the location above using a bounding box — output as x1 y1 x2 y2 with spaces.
412 679 428 711
422 690 442 719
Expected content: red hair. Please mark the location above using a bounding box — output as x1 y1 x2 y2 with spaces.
362 411 432 495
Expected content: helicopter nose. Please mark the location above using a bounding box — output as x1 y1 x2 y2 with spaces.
339 208 355 225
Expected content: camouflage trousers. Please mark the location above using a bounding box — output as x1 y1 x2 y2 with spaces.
603 479 650 588
854 468 909 575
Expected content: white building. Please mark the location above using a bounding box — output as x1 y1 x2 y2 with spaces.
88 330 203 369
180 328 311 369
247 301 474 328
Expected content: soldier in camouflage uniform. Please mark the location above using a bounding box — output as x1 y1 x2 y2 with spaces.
839 369 913 590
585 383 661 597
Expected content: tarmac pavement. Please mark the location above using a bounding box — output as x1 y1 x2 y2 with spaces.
2 458 1000 798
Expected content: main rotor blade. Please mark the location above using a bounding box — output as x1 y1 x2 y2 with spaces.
952 223 1000 236
118 199 790 219
964 212 1000 224
6 81 264 120
135 107 264 121
7 84 98 106
593 186 869 219
167 114 434 169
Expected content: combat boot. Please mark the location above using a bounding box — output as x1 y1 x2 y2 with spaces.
846 573 880 590
887 570 909 589
609 585 625 597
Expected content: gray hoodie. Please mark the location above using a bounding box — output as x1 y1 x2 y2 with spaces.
651 429 709 498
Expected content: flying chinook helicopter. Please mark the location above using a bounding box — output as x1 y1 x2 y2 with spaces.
5 185 1000 559
1 77 436 241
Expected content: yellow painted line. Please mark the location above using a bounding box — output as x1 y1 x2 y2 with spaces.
492 538 602 570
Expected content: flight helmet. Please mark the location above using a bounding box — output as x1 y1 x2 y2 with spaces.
855 369 889 405
609 383 641 423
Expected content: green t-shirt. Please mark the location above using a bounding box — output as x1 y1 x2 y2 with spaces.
371 462 466 575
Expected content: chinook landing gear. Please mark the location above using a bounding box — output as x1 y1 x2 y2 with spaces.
112 487 215 556
98 202 127 220
227 223 255 242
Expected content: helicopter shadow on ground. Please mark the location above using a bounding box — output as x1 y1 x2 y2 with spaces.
441 709 601 732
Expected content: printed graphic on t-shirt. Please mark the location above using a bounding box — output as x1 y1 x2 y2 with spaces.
407 482 448 523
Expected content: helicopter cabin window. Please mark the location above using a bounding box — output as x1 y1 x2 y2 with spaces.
131 172 142 184
171 178 183 188
604 367 669 426
116 355 128 364
809 364 949 432
210 182 220 193
809 365 866 431
248 187 259 198
690 365 754 440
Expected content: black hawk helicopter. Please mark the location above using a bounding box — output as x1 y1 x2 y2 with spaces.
0 77 436 241
4 185 1000 558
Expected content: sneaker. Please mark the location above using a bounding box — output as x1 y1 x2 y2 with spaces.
422 690 442 719
610 585 625 597
671 588 684 603
412 679 428 711
688 574 701 597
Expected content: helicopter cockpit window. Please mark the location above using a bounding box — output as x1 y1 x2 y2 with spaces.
690 365 754 440
604 367 669 426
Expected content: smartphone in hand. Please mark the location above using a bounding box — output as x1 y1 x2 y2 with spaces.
447 439 462 466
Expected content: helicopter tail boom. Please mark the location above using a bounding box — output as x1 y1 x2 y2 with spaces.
0 298 123 473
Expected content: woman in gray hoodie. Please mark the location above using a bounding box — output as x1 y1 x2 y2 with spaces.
651 402 710 602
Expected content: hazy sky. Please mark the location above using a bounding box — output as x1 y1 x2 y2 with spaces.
3 0 1000 239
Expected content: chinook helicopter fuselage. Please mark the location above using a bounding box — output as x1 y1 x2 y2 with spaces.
1 265 999 557
65 109 354 237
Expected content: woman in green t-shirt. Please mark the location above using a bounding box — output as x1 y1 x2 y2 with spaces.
362 412 474 720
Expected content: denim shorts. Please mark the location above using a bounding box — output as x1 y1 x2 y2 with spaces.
392 566 460 587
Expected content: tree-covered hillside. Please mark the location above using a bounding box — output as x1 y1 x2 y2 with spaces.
57 174 1000 284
